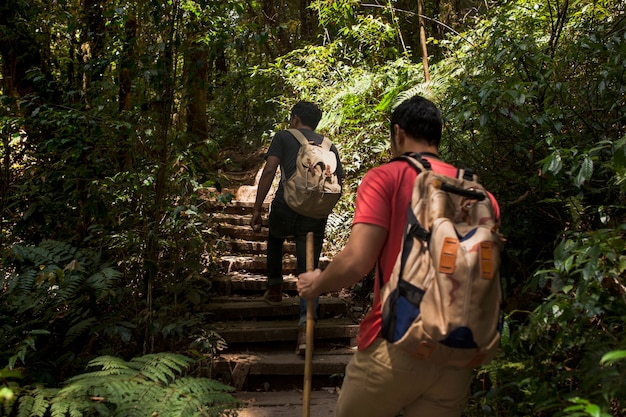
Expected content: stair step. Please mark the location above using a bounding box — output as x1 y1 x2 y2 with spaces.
218 224 269 241
212 273 298 294
204 295 348 321
216 349 354 375
233 390 338 417
212 213 269 227
220 239 295 255
215 318 359 344
219 255 330 274
212 349 354 391
208 200 266 215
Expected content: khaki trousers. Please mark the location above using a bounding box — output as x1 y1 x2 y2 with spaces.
335 338 473 417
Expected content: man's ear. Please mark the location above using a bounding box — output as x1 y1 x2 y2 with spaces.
393 124 406 147
289 114 301 128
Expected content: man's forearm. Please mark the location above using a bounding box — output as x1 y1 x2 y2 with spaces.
253 174 273 211
253 156 280 212
314 248 372 296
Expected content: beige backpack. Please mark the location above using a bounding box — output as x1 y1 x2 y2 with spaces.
283 129 342 219
380 153 504 368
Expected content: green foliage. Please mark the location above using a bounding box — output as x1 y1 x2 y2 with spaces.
426 1 626 416
15 353 240 417
1 239 226 389
312 0 399 64
466 228 625 416
1 367 23 415
2 1 626 416
523 227 625 415
1 240 124 382
438 0 626 282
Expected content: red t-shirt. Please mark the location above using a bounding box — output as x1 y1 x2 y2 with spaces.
353 156 501 350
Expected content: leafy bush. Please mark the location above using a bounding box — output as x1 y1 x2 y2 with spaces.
1 239 229 411
14 353 240 417
437 1 626 415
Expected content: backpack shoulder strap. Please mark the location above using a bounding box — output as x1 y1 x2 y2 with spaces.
321 136 332 151
287 128 310 146
391 152 431 173
457 167 478 182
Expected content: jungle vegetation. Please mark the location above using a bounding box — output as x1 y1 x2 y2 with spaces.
1 0 625 416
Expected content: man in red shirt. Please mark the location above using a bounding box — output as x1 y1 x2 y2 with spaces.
297 95 500 417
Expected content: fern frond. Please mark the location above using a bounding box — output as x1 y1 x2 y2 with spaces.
394 83 435 108
17 394 35 417
64 317 97 347
17 386 52 417
24 353 240 417
51 390 112 417
40 239 76 264
133 353 194 384
55 273 84 302
85 355 130 372
87 266 121 296
6 268 35 295
171 377 234 395
162 377 240 417
49 401 69 417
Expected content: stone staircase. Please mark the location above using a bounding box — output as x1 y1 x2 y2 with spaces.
203 183 359 412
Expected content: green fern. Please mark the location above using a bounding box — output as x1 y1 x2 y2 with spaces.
18 353 242 417
6 240 119 311
63 317 97 347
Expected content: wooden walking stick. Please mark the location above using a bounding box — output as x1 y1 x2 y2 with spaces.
303 231 314 417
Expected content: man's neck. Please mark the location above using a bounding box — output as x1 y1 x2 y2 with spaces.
289 117 314 131
401 143 439 157
291 124 313 131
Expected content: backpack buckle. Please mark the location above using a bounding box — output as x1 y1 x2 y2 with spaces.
409 223 431 242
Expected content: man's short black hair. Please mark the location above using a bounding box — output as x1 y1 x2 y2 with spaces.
390 95 442 147
291 101 323 130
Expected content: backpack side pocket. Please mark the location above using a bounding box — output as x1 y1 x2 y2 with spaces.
381 279 425 343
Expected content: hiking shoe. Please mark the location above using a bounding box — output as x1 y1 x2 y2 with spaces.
295 325 309 356
263 284 282 306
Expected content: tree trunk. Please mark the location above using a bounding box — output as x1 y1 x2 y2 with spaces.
184 43 209 143
141 0 179 354
81 0 106 95
119 15 137 112
418 0 430 82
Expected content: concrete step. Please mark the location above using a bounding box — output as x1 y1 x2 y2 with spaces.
233 390 339 417
215 318 359 345
202 184 356 395
219 254 330 275
212 348 354 391
212 213 269 227
218 224 269 241
211 272 298 295
219 238 296 255
207 199 265 215
204 295 348 321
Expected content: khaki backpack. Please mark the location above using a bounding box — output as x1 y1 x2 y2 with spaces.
283 128 342 219
380 153 504 368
